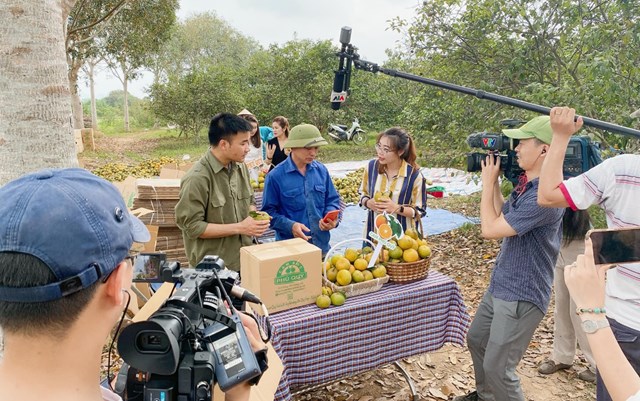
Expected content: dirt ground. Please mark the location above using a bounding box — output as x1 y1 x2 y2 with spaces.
85 133 596 401
289 226 596 401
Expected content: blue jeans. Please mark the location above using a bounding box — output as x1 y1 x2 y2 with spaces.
596 318 640 401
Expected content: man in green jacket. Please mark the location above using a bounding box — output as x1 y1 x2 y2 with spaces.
176 113 270 270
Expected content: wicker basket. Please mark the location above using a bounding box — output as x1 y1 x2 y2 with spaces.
323 238 389 297
380 204 431 282
385 258 430 282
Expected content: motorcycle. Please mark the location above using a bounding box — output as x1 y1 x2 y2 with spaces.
327 118 366 145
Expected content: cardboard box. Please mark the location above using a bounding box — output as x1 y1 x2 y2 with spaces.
240 238 322 313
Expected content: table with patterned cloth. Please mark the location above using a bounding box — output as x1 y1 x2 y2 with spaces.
260 271 470 401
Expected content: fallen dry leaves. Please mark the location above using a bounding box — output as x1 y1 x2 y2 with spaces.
293 195 596 401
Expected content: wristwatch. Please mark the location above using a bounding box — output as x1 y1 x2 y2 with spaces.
581 319 610 334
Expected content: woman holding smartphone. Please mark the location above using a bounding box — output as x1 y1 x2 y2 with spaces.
565 236 640 401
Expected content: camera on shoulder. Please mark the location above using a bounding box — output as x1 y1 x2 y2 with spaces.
466 119 602 185
117 254 267 401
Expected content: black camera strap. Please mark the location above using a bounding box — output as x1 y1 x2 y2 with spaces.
168 299 237 331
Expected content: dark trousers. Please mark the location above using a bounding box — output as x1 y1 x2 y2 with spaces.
597 318 640 401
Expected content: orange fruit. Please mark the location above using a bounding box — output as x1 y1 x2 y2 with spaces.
372 265 387 278
397 235 413 250
418 245 432 258
336 269 352 286
354 258 368 271
335 257 351 271
352 270 364 283
378 223 393 239
326 267 338 282
403 248 420 263
330 292 346 306
375 214 388 229
316 295 331 308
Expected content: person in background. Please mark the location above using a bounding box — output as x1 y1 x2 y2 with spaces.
0 169 261 401
565 237 640 401
538 208 597 382
238 109 267 182
538 106 640 401
259 125 274 158
261 123 341 256
175 113 270 271
455 115 564 401
359 127 427 242
264 116 290 171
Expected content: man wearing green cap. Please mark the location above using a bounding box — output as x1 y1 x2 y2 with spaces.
261 123 341 255
456 116 564 401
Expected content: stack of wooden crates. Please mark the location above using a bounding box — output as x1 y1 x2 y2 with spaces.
133 178 188 265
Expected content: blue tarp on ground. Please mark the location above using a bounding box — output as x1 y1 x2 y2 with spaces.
330 206 479 246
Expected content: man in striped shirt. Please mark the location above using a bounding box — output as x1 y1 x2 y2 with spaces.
456 116 564 401
539 106 640 401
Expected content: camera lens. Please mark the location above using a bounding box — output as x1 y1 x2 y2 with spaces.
137 331 170 352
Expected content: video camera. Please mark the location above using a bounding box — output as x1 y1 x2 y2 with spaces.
466 119 603 185
117 254 265 401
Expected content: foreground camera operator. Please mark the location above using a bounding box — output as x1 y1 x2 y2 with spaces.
0 169 260 401
456 116 564 401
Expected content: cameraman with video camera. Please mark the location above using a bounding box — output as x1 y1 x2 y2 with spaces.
0 169 262 401
538 106 640 401
456 116 564 401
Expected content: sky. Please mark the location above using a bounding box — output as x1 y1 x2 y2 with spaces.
81 0 421 100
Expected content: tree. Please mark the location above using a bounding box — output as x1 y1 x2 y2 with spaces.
147 12 260 136
244 40 338 130
149 66 245 137
81 56 103 130
101 0 178 131
146 11 260 84
66 0 128 129
0 0 79 186
387 0 640 163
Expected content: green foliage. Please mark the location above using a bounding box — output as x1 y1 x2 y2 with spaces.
147 12 260 84
588 205 607 230
101 0 179 74
389 0 640 158
148 66 245 137
83 91 155 134
243 39 338 129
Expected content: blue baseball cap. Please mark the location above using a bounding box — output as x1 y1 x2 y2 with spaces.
0 168 150 302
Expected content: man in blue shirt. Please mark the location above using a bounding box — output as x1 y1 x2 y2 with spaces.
455 116 564 401
261 124 341 255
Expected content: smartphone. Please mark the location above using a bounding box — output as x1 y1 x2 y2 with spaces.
323 210 340 223
588 227 640 265
132 252 166 282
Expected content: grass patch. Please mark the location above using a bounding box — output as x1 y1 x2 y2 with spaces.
78 149 122 162
151 136 209 159
102 128 187 140
317 136 376 163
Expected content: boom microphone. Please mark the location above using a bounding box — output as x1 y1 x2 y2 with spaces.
331 26 352 110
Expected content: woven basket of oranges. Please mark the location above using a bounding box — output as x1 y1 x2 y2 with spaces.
322 238 389 297
378 208 432 283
